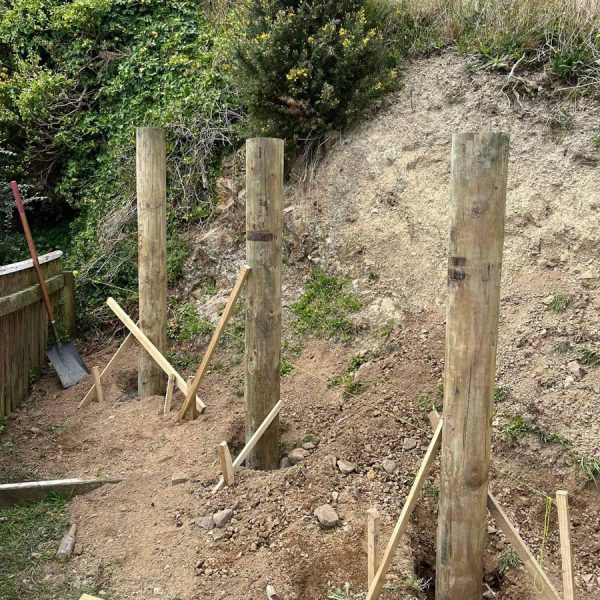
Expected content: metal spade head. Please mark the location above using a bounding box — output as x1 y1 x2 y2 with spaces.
46 341 89 388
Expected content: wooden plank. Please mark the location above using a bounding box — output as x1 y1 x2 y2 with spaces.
212 400 283 493
367 508 380 588
92 367 103 403
0 250 63 276
177 265 250 420
245 137 284 469
61 270 77 337
79 332 135 409
80 595 103 600
106 298 206 411
0 478 122 507
218 441 235 487
164 373 175 415
556 490 576 600
487 494 560 600
366 419 443 600
0 273 64 317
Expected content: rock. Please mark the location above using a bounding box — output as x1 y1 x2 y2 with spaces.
582 573 594 584
567 361 585 380
302 441 316 450
337 459 356 474
403 437 418 450
288 448 309 464
382 459 397 474
564 375 575 389
196 516 215 531
324 454 337 468
213 509 233 529
314 504 339 528
266 584 281 600
30 427 41 435
279 457 292 469
171 473 189 486
366 469 376 480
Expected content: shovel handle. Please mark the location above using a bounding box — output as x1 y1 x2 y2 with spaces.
11 181 56 323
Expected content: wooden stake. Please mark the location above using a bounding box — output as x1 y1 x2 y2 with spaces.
219 441 235 487
367 508 380 588
61 270 76 337
245 137 284 470
106 298 206 411
163 373 175 414
436 132 509 600
92 366 103 403
136 127 167 397
429 412 561 600
213 399 282 493
176 265 251 420
556 490 576 600
79 331 135 408
366 419 443 600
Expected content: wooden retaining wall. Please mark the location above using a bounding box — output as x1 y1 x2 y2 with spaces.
0 251 75 418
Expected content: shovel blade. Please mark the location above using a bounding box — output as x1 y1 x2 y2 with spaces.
46 342 89 388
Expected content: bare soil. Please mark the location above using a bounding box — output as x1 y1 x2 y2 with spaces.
1 51 600 600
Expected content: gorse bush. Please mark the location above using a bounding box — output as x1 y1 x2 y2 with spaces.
231 0 399 145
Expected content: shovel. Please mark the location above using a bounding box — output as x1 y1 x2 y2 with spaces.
11 181 89 388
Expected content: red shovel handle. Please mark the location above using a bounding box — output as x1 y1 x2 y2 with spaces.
11 181 56 323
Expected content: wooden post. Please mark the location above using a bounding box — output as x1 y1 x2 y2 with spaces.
61 270 76 337
556 490 576 600
136 127 167 397
436 132 509 600
92 366 103 403
219 441 235 486
163 373 175 414
245 138 284 470
367 508 380 588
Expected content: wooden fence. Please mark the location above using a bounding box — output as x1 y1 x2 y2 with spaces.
0 251 75 418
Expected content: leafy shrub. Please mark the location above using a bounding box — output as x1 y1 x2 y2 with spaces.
231 0 399 146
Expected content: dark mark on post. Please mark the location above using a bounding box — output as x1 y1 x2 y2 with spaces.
247 230 274 242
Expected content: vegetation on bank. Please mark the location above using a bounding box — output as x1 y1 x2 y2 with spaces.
0 0 598 328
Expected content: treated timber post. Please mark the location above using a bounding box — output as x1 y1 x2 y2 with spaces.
436 132 509 600
136 127 167 397
245 137 284 470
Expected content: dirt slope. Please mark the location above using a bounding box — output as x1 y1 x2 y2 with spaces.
1 51 599 600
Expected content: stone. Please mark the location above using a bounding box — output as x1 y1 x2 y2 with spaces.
564 375 575 389
279 457 292 469
567 361 585 380
196 516 215 531
403 437 418 450
314 504 339 528
213 509 233 529
366 469 376 480
382 459 397 474
30 427 41 434
73 542 83 555
337 459 356 474
171 473 189 486
266 585 281 600
324 454 337 468
288 448 309 464
302 441 316 450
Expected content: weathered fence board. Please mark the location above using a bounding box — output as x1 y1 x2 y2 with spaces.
0 251 74 417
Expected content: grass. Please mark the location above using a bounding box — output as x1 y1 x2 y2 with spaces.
577 346 600 367
417 386 443 412
577 456 600 483
424 481 439 500
169 302 213 342
494 385 510 403
290 269 360 340
499 547 521 573
327 354 373 397
502 415 572 448
0 496 116 599
547 293 571 313
280 339 302 376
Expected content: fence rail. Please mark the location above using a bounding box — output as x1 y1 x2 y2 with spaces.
0 251 75 418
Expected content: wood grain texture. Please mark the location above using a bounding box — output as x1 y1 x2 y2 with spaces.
436 132 509 600
556 490 576 600
245 138 284 470
367 508 380 588
136 127 167 396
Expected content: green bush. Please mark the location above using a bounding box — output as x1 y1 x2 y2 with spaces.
231 0 399 145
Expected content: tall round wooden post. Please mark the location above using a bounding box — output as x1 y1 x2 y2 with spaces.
245 137 284 470
136 127 167 397
436 132 509 599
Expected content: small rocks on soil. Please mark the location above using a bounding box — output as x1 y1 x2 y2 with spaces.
213 508 233 529
196 516 215 531
382 458 397 474
314 503 340 528
402 437 417 450
336 459 357 474
287 448 309 464
170 472 189 486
